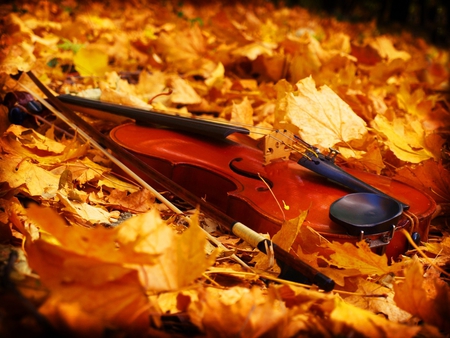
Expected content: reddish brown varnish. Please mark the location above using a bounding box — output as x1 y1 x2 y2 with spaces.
110 123 436 259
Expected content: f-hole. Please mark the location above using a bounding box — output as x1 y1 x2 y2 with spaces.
229 158 273 191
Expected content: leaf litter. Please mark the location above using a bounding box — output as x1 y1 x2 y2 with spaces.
0 1 449 337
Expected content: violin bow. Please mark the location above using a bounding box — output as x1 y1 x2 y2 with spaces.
23 71 335 292
58 92 409 211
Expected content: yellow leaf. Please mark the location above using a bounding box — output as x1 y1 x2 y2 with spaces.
343 279 413 323
73 47 109 77
372 115 435 163
330 297 420 338
133 210 215 291
276 76 367 148
205 62 225 88
231 41 276 61
0 154 59 197
393 258 450 332
230 97 253 127
323 240 407 276
169 76 202 105
368 36 411 62
7 124 66 154
188 286 287 337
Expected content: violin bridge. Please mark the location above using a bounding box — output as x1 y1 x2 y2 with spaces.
263 130 295 165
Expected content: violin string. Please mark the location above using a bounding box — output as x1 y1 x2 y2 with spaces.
18 80 256 273
18 81 184 215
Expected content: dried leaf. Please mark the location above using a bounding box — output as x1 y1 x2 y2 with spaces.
73 47 109 77
188 286 287 337
276 76 368 148
330 297 420 338
372 115 435 163
323 240 407 276
393 258 450 332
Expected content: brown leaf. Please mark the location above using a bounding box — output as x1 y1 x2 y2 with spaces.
275 76 368 148
323 240 408 276
394 159 450 204
393 258 450 332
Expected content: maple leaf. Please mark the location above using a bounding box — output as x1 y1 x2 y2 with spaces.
0 14 36 74
132 210 215 291
339 139 386 174
7 124 66 154
0 125 89 165
368 36 411 62
343 278 413 323
169 76 202 105
188 286 287 337
372 114 435 163
0 154 59 197
10 207 152 336
275 76 368 148
330 297 420 338
394 159 450 203
396 83 435 118
73 46 109 77
393 258 450 332
323 240 408 276
91 188 155 213
230 96 253 127
97 173 141 193
57 191 118 225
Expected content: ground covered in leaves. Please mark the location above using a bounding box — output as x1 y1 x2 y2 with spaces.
0 1 450 337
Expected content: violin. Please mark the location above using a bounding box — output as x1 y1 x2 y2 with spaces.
15 71 437 291
55 93 436 260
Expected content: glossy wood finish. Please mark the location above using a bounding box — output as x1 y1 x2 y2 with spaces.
111 123 436 259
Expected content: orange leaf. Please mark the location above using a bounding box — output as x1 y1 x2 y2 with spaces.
323 240 407 276
393 258 450 332
275 76 368 148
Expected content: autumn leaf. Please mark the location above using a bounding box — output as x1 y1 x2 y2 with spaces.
188 286 287 337
7 124 66 154
372 114 435 163
330 297 420 338
0 154 60 197
394 159 450 203
323 240 408 276
0 14 36 74
343 278 413 323
393 258 450 332
230 96 254 127
169 76 202 105
368 36 411 62
92 188 155 213
73 46 109 77
0 125 89 165
132 210 215 291
275 76 368 148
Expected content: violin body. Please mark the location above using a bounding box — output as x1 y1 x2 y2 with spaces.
110 123 436 259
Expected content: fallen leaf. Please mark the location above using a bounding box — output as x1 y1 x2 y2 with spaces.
0 154 59 197
275 76 368 148
393 258 450 332
73 46 109 77
188 286 287 337
368 36 411 62
323 240 408 276
372 114 435 163
330 297 420 338
394 159 450 203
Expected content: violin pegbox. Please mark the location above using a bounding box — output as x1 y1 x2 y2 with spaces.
263 130 296 165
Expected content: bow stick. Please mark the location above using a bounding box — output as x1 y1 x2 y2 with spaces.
24 71 335 292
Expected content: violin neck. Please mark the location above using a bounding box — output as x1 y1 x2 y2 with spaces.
297 150 410 210
57 94 250 139
58 94 408 210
